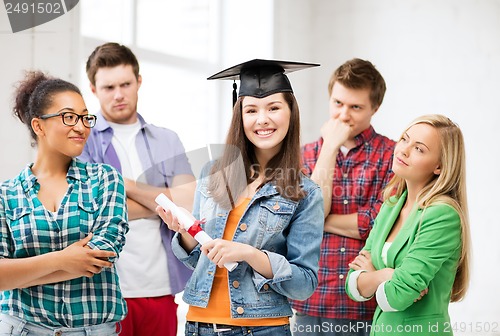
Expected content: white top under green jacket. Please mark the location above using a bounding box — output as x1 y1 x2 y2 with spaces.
346 191 462 336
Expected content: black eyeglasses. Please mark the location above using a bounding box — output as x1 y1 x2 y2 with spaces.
39 112 97 128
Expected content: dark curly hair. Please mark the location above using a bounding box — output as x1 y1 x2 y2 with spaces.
13 70 81 144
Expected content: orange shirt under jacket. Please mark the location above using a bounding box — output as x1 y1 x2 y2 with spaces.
187 198 289 326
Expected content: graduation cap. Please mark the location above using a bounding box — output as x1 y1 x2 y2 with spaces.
207 59 320 106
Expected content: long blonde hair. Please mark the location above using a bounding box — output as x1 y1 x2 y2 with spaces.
383 114 470 302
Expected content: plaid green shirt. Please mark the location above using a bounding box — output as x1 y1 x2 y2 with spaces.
0 159 128 327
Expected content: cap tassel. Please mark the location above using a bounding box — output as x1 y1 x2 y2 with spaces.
232 81 237 107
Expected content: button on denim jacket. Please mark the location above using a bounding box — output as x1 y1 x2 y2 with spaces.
171 167 324 319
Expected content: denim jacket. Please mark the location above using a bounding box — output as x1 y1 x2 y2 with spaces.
171 168 324 319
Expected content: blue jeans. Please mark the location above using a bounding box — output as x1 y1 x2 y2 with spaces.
0 314 117 336
292 313 371 336
185 321 291 336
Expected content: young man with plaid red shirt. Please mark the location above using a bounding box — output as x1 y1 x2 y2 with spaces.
291 58 395 336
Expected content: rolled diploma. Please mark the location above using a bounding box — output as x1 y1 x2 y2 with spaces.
155 193 238 272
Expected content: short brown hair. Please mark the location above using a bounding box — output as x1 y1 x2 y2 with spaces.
328 58 386 110
86 42 140 86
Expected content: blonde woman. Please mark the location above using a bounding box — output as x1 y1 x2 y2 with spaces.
346 114 470 335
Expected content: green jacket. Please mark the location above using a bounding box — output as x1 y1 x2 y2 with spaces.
346 191 462 335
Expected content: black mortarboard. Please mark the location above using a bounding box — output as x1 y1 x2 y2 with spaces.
207 59 320 106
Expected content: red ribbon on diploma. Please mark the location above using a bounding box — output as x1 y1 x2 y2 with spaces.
187 219 206 237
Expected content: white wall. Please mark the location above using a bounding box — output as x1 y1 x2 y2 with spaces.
0 7 80 181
